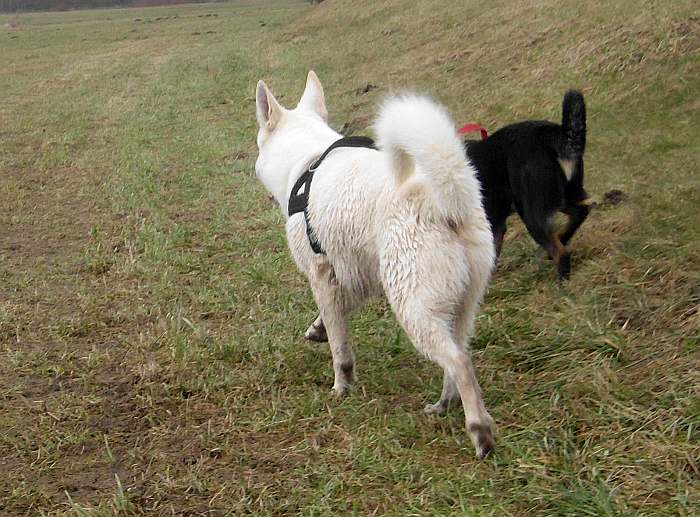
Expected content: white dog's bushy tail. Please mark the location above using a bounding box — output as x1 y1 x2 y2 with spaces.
374 95 482 222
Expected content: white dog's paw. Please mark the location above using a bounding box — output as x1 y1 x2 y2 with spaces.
331 383 349 399
467 417 496 460
304 322 328 343
424 401 448 415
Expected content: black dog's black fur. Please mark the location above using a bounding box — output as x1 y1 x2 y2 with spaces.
465 90 589 279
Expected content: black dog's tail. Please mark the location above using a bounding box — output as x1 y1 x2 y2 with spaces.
560 90 586 160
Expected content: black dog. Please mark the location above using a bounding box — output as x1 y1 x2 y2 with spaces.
303 91 590 343
466 90 589 280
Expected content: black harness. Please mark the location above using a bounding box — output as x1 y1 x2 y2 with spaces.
287 136 376 254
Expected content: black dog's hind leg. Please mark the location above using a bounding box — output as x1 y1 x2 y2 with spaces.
492 220 507 258
557 247 571 280
559 201 590 246
513 156 573 279
483 201 511 260
519 210 571 280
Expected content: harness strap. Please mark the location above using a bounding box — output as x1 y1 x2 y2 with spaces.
288 136 377 255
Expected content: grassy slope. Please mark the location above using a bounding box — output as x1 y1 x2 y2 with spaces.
0 0 698 514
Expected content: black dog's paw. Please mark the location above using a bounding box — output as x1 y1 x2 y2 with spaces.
558 254 571 280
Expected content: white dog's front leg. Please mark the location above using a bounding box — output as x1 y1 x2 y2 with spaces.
310 263 355 398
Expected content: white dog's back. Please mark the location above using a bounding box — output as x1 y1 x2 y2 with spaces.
303 96 494 309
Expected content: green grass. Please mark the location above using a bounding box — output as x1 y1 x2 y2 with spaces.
0 0 698 514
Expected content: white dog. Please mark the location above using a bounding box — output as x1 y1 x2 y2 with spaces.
254 71 496 458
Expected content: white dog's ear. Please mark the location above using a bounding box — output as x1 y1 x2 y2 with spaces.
256 80 283 130
297 70 328 121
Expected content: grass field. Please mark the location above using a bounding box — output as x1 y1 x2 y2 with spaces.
0 0 698 514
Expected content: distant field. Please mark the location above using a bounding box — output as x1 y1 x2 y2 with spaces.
0 0 222 15
0 0 698 514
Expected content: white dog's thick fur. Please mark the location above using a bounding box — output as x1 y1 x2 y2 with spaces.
254 71 496 458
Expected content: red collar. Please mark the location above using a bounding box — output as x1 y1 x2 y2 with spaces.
457 123 489 140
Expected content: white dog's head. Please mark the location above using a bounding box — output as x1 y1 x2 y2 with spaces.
254 71 339 206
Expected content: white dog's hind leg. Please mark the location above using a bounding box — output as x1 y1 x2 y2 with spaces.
304 314 328 343
436 342 495 459
309 263 355 397
393 305 494 458
448 290 496 458
424 370 459 415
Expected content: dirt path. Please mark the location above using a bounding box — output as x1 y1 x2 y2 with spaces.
0 157 139 510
